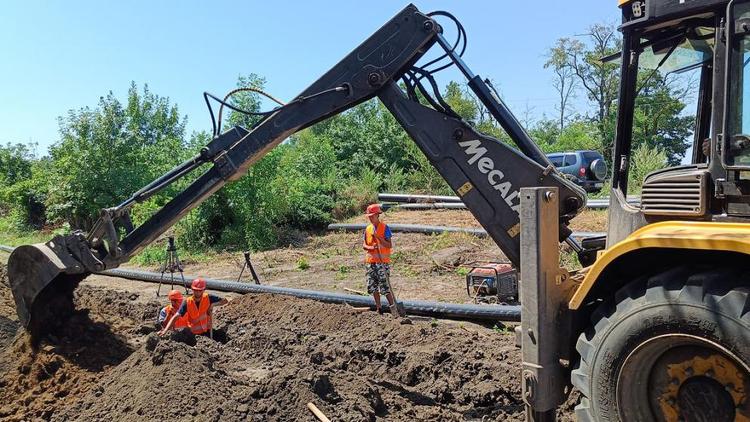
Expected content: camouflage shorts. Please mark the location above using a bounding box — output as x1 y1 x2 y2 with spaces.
366 263 391 294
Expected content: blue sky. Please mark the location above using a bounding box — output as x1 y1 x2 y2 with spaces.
0 1 620 154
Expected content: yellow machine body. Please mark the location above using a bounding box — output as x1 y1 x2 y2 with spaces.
569 221 750 310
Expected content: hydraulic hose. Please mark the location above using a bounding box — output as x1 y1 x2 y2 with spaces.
327 223 605 239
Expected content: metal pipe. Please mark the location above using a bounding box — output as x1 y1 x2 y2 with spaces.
378 193 640 210
382 202 469 210
327 223 605 239
378 193 463 203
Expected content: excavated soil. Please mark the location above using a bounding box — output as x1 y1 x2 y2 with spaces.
0 271 161 421
0 264 578 421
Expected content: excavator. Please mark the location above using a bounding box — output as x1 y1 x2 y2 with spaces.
7 1 750 420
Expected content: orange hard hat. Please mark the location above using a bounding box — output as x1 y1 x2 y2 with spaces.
191 278 207 291
168 290 183 301
365 203 382 216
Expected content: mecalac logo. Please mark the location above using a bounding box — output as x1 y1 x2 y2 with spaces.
459 139 521 215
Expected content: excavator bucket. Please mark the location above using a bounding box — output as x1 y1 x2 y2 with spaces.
8 239 89 341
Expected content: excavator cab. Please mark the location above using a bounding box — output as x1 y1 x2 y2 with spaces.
552 1 750 420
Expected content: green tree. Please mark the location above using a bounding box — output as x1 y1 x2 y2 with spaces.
48 82 187 229
0 143 48 229
632 72 694 165
548 23 695 166
629 143 668 194
545 38 579 131
0 143 34 186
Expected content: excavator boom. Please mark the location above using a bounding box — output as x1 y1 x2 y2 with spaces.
8 4 585 338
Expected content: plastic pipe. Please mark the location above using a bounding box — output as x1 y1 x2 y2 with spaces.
0 244 521 322
327 223 604 239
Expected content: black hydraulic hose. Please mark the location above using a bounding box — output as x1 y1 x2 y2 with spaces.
327 223 605 239
0 245 520 322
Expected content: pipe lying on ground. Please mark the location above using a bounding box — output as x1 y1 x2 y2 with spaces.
328 223 605 239
0 244 520 322
381 202 469 211
379 192 640 210
384 201 608 211
102 268 521 322
378 193 463 203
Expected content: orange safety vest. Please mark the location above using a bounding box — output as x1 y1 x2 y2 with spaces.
185 293 212 335
365 223 392 264
161 304 188 329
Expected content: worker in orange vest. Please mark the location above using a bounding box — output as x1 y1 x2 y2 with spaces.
362 204 396 314
159 278 228 336
157 289 188 330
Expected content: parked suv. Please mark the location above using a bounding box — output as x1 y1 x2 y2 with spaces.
546 150 607 193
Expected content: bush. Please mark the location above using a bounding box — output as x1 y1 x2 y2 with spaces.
332 168 381 220
629 143 667 195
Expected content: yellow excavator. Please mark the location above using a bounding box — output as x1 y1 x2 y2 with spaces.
7 1 750 419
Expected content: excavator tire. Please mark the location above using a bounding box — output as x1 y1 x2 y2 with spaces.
571 265 750 421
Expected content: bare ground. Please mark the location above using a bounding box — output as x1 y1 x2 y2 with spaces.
0 209 602 420
0 265 577 421
126 209 606 304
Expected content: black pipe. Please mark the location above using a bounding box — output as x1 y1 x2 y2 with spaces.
327 223 605 239
378 193 639 210
378 193 463 203
0 244 520 322
101 268 521 322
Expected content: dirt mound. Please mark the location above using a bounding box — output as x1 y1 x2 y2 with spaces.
0 277 162 421
0 265 17 322
55 294 574 421
51 335 238 421
1 261 576 420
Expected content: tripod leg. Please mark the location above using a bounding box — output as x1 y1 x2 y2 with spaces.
174 251 189 293
158 252 169 297
237 262 247 283
244 251 261 285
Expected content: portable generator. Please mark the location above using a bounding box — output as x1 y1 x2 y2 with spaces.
466 263 518 303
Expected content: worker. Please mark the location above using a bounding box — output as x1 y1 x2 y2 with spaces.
362 203 396 314
159 278 228 337
157 289 188 330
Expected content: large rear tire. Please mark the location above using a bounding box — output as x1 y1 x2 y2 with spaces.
571 266 750 421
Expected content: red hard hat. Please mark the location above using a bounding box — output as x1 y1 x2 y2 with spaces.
365 204 382 216
191 278 207 291
168 289 183 301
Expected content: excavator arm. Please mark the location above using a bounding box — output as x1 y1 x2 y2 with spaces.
8 4 585 335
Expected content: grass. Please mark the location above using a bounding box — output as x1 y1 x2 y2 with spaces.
130 242 219 266
297 256 310 271
0 217 55 248
559 247 582 271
